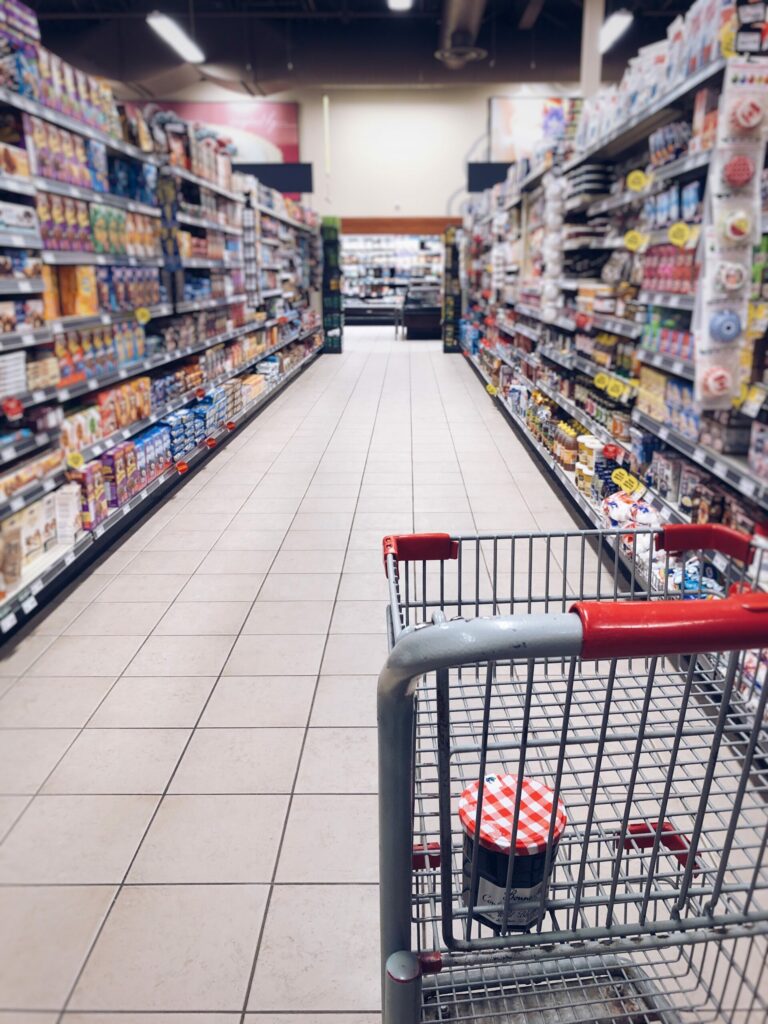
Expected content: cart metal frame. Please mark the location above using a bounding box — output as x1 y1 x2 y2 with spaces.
378 525 768 1023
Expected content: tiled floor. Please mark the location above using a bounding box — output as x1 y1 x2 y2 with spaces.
0 327 577 1022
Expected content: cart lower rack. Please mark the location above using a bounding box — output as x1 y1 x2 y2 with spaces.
377 525 768 1024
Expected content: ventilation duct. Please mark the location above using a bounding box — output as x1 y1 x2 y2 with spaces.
435 0 488 70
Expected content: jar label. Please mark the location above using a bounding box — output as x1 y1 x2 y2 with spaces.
466 875 546 927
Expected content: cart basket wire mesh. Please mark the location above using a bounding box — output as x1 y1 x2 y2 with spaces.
377 526 768 1024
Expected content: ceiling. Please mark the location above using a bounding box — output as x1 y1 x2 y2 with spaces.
30 0 684 97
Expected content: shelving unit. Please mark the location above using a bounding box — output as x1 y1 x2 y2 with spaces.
0 33 325 637
341 233 442 325
458 47 768 601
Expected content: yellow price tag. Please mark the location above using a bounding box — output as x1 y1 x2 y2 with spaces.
594 372 610 391
627 169 650 192
135 307 151 326
623 230 647 252
668 222 692 248
611 467 643 495
719 20 736 59
66 452 85 470
606 379 625 400
486 383 498 396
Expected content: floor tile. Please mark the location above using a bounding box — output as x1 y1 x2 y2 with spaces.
0 675 115 728
277 795 377 882
65 602 169 636
88 676 216 728
0 795 157 883
330 601 386 634
257 573 339 601
280 529 349 550
42 729 189 795
176 573 265 602
200 676 315 727
213 528 287 550
224 634 325 676
143 528 221 552
337 573 388 601
63 1014 238 1023
196 549 275 575
69 884 268 1011
0 793 28 837
242 600 333 635
291 511 353 531
248 885 379 1012
125 635 234 677
31 600 88 636
169 512 235 532
124 550 205 575
170 728 303 793
0 886 114 1009
153 601 250 636
23 635 144 678
128 794 288 882
0 636 54 677
310 676 377 727
95 574 190 604
0 729 77 794
321 633 388 675
295 728 377 794
270 548 345 573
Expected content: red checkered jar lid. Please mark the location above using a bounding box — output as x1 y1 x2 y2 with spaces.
458 773 567 855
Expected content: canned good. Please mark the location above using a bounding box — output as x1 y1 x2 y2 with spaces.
459 772 567 931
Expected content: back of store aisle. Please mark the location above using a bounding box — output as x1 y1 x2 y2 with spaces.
0 327 576 1019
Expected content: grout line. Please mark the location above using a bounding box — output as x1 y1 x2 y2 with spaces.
236 339 391 1023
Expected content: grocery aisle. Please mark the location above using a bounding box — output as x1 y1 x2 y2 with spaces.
0 326 576 1022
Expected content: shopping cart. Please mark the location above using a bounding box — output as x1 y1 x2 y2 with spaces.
377 524 768 1024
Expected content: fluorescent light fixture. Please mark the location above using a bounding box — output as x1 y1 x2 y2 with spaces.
599 9 633 54
147 10 205 64
387 0 414 10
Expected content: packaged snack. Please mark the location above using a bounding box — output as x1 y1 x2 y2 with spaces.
49 193 66 250
58 265 98 317
62 197 78 251
90 204 108 253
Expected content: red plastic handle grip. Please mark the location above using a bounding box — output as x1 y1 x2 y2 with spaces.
571 592 768 660
619 820 699 875
656 523 754 564
382 533 459 576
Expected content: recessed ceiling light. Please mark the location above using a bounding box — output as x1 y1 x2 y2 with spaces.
146 10 205 64
387 0 414 10
599 9 634 54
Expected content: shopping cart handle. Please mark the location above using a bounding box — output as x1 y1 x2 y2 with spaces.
656 523 754 564
620 821 700 875
382 533 459 574
571 591 768 660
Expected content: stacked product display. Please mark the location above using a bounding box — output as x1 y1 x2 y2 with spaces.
342 233 442 324
321 218 343 353
441 226 462 353
459 13 768 651
0 0 324 637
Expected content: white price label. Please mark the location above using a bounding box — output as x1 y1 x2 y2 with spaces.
30 578 44 595
32 389 45 402
119 369 128 379
93 525 104 538
1 612 18 632
101 314 111 325
1 449 12 464
9 495 24 512
20 334 34 346
42 477 55 492
659 426 669 440
21 595 37 615
672 360 684 375
121 429 131 439
742 478 758 498
17 280 31 292
92 444 103 456
59 389 70 401
121 505 130 517
64 551 75 566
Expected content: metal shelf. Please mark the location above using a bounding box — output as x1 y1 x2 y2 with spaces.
257 203 317 234
637 348 695 380
42 252 164 268
637 290 695 311
0 344 323 636
166 166 244 203
0 431 53 466
29 176 160 217
179 258 242 271
0 277 43 295
632 408 768 510
0 86 161 164
591 313 644 339
177 211 243 235
0 229 42 249
174 294 247 314
0 325 53 351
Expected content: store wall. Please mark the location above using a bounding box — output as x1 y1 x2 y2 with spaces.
145 80 576 217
